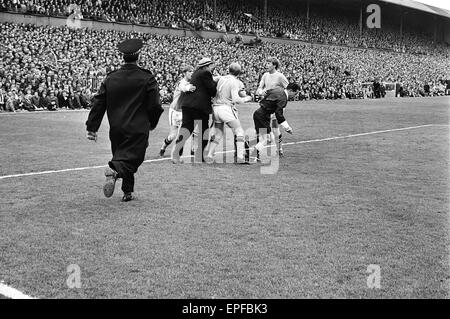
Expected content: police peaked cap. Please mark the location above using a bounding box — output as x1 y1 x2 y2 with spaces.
118 39 143 55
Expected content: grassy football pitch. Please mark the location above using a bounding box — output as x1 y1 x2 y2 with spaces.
0 97 449 299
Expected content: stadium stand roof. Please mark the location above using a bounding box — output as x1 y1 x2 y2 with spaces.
297 0 450 19
380 0 450 19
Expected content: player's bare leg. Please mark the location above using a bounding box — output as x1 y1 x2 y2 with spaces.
191 130 198 156
253 133 270 151
227 120 246 164
255 135 260 162
271 118 283 157
206 120 245 164
160 125 178 156
205 122 224 163
253 131 276 163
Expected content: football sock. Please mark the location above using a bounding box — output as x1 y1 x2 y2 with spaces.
207 140 220 158
161 137 172 151
235 135 245 160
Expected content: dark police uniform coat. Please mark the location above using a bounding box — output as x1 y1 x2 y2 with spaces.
86 63 163 181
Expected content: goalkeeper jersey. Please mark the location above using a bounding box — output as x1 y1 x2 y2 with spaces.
258 71 289 91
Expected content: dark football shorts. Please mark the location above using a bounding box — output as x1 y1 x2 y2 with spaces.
253 107 272 134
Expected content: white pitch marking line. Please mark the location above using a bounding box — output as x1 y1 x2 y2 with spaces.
0 109 89 115
282 124 438 146
0 282 36 299
0 124 446 180
0 164 108 180
0 105 173 116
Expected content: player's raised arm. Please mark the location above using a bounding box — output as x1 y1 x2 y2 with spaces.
231 81 252 104
178 78 196 92
274 86 298 134
275 102 293 135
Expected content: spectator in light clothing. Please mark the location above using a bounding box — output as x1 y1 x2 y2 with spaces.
5 92 16 112
0 88 6 111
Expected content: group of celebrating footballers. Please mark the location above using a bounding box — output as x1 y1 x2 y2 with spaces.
86 39 299 202
159 56 299 164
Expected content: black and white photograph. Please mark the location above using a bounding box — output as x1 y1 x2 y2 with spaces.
0 0 449 304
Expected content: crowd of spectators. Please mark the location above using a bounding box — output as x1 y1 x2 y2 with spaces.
1 0 449 56
0 22 449 112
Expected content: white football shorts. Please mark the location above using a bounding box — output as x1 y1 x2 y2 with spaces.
168 108 182 127
212 104 238 124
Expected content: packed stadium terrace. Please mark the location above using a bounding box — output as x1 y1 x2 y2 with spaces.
1 0 449 55
1 21 448 112
1 21 449 111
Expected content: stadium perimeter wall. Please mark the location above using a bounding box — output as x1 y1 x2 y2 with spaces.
2 11 447 48
0 11 320 47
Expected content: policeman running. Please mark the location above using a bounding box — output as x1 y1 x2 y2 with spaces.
86 38 163 202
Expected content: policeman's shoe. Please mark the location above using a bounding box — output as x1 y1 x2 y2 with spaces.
159 148 165 157
122 192 134 202
278 147 284 157
103 167 118 198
